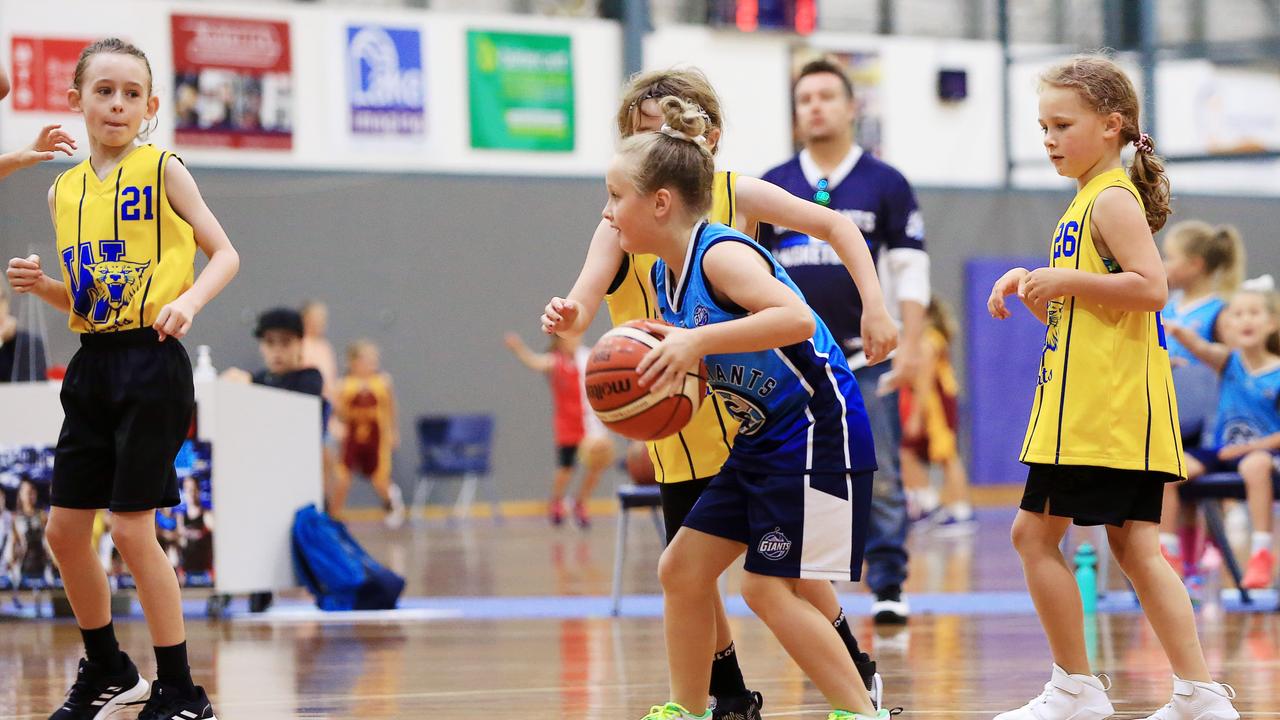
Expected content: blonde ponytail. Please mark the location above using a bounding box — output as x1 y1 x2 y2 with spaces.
617 95 717 217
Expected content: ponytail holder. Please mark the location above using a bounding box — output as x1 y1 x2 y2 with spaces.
659 123 707 147
1241 274 1276 292
1133 132 1154 154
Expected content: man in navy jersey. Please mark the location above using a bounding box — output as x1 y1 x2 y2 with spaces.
759 58 930 625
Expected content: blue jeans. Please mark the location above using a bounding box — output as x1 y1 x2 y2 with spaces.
853 362 909 594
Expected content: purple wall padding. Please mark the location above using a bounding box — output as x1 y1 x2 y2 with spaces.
964 257 1047 485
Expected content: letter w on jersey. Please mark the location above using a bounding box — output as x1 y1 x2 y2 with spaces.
61 240 151 331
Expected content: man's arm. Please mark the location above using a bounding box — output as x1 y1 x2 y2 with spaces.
883 171 930 385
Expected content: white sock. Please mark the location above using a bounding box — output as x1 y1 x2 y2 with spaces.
1252 531 1273 554
948 502 973 520
1160 532 1180 554
919 486 940 512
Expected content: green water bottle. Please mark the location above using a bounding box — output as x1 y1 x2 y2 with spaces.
1074 542 1098 614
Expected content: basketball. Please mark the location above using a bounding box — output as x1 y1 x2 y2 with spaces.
624 440 656 485
584 320 706 441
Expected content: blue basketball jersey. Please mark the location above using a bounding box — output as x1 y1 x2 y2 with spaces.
1213 352 1280 448
651 222 876 475
1163 292 1225 367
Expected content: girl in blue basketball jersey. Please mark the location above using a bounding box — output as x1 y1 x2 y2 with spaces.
609 96 891 720
1167 284 1280 590
1157 221 1244 572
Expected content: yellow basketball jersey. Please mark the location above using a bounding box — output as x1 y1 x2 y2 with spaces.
1021 168 1184 477
340 373 393 444
53 144 195 334
604 171 741 483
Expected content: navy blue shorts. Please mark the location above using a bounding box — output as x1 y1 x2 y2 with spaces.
682 467 873 581
1186 446 1280 477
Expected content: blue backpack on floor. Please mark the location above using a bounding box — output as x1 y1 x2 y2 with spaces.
292 504 405 611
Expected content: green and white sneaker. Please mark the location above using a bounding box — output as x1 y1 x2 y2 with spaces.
828 709 894 720
642 702 712 720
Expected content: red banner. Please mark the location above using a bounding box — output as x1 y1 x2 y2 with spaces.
170 14 293 150
9 36 92 113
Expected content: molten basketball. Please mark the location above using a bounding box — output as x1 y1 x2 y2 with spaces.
624 441 656 485
584 321 706 442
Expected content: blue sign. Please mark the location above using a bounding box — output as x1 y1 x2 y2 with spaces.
347 25 425 136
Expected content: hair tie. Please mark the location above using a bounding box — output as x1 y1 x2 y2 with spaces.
1133 132 1154 154
1241 274 1276 293
659 123 707 147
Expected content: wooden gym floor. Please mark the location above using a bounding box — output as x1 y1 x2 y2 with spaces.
3 503 1279 719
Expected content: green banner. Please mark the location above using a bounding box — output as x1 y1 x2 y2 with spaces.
468 30 574 152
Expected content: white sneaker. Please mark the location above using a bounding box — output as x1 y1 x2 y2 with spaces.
384 484 406 529
1141 677 1239 720
994 664 1114 720
869 671 884 711
871 593 909 625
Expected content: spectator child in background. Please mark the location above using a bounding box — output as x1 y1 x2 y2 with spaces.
504 332 614 528
898 296 974 532
334 340 405 528
1167 282 1280 590
1157 221 1244 572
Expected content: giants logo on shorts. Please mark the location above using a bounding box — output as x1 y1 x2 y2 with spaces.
716 389 767 436
758 527 792 560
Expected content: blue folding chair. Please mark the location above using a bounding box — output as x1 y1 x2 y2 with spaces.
411 414 502 522
610 483 665 616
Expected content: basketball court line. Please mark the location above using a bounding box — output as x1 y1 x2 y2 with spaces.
219 588 1278 624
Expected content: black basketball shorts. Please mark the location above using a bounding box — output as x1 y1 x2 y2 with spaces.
51 328 195 513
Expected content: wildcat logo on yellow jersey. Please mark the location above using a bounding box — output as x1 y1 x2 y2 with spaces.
61 240 153 331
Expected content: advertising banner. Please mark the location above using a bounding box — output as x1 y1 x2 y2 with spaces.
347 24 426 137
9 36 93 113
467 30 574 152
171 13 293 150
0 441 214 590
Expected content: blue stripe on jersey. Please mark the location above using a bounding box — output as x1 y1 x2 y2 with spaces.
652 222 876 475
1163 292 1224 367
1214 351 1280 447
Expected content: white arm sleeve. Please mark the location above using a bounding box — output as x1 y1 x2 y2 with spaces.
884 247 931 308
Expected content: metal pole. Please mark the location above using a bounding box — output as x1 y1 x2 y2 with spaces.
1139 0 1157 138
998 0 1012 187
622 0 650 79
878 0 895 35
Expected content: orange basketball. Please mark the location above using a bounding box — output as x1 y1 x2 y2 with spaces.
625 441 656 485
585 320 706 442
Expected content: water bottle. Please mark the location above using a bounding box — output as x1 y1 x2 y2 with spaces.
1074 542 1098 614
1200 543 1224 620
192 345 217 383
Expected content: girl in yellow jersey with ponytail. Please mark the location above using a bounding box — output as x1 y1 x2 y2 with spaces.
541 69 896 719
987 55 1238 720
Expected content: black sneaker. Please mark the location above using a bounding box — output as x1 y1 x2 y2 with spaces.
49 654 149 719
126 682 217 720
871 586 909 625
712 690 764 720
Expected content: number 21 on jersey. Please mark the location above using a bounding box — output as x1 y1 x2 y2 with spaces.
121 186 154 221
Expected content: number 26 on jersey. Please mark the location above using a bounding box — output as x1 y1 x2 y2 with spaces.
1052 220 1079 261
